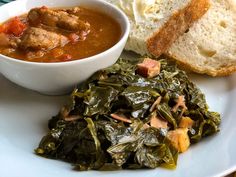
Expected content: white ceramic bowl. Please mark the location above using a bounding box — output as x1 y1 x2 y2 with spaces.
0 0 130 95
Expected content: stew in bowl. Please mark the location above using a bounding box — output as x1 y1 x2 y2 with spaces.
0 0 129 95
0 6 122 62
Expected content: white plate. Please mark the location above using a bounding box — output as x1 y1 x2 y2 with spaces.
0 55 236 177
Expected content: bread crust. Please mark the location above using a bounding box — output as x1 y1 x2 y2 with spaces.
147 0 210 58
165 53 236 77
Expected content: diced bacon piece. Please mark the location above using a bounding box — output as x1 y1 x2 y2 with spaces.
150 96 162 112
172 95 187 113
60 106 69 118
150 112 168 129
137 58 161 78
110 113 132 123
179 117 194 128
142 123 150 129
167 128 190 153
64 115 81 122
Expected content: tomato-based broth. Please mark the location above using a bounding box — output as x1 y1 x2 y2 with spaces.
0 6 122 62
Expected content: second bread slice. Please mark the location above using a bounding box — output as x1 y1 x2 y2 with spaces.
166 0 236 76
106 0 210 57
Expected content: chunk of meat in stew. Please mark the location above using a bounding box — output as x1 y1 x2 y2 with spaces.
19 27 69 51
28 7 90 34
0 33 21 49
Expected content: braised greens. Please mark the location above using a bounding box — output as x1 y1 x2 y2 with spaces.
35 58 220 170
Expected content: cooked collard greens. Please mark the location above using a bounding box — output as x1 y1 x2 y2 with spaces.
35 58 221 171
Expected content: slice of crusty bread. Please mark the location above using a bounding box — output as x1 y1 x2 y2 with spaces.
106 0 210 57
165 0 236 76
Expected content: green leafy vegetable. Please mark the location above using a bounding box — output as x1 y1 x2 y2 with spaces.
35 58 221 171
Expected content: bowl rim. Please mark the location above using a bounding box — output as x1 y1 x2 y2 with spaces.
0 0 130 66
